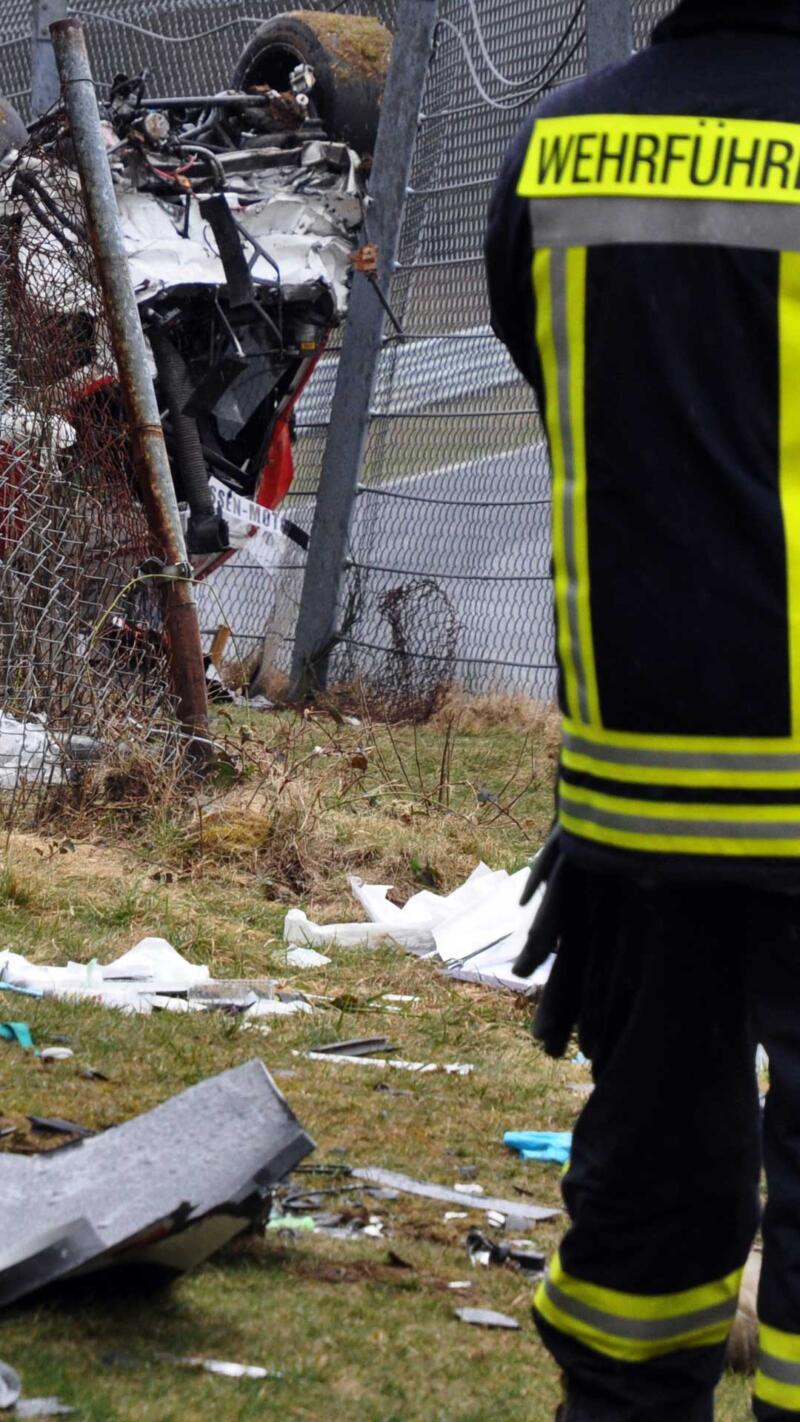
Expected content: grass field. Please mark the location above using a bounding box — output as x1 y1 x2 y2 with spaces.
0 701 754 1420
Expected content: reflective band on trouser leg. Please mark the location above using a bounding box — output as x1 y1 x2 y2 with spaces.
534 1252 742 1364
756 1325 800 1412
532 248 600 726
780 252 800 738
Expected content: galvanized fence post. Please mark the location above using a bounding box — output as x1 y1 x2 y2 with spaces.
50 18 211 752
289 0 440 700
586 0 633 71
31 0 67 118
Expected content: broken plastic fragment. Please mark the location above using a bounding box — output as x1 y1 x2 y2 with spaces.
169 1357 281 1380
455 1308 521 1330
15 1401 75 1418
39 1048 73 1062
0 1024 33 1051
504 1131 572 1166
0 1361 21 1408
286 947 331 969
298 1052 473 1075
352 1168 559 1223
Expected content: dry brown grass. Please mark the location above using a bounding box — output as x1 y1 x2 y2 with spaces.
433 689 561 739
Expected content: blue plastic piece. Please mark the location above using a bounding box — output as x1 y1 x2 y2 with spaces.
504 1130 573 1165
0 982 43 998
0 1022 34 1050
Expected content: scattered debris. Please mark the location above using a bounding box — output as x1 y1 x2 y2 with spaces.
453 1182 485 1197
504 1131 572 1166
15 1402 75 1418
444 1212 469 1223
0 1363 20 1409
38 1048 74 1063
0 713 61 790
455 1308 521 1331
286 861 554 995
286 947 331 969
351 1169 559 1223
448 1280 473 1291
466 1228 546 1275
167 1357 282 1381
309 1037 398 1057
298 1052 474 1075
0 1024 33 1051
0 940 313 1022
0 1061 313 1306
0 1362 73 1416
28 1115 94 1139
284 909 432 955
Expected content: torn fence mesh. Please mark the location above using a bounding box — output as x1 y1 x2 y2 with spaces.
0 139 179 819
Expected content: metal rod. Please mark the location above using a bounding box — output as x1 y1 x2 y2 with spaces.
50 17 211 751
586 0 632 71
30 0 67 118
289 0 440 699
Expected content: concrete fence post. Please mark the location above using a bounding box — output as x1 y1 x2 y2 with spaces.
31 0 67 118
586 0 633 71
289 0 440 700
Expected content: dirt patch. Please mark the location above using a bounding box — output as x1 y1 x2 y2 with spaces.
291 11 393 82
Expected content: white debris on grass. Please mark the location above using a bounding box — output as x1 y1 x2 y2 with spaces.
283 860 554 995
285 946 331 969
0 939 312 1021
296 1051 474 1075
0 712 62 789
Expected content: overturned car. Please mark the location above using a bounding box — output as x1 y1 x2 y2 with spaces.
0 11 391 585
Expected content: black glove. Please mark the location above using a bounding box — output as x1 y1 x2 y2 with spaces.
513 824 564 978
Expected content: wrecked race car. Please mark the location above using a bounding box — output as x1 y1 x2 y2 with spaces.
0 10 391 584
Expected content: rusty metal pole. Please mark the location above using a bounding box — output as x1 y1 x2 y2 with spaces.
50 17 210 753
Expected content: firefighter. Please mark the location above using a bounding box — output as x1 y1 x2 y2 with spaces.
485 2 800 1419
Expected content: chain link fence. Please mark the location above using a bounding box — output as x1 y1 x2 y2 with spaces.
0 0 675 711
0 137 178 821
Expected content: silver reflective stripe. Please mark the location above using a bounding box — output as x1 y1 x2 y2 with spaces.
759 1352 800 1387
561 793 800 841
562 731 800 775
544 1279 738 1343
530 196 800 252
549 250 590 723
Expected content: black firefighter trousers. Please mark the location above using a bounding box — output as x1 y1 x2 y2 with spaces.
532 877 800 1421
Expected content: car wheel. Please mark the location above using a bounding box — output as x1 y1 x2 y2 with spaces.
232 10 392 156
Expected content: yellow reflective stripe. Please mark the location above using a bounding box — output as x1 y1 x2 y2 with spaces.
781 252 800 738
561 717 800 754
534 1254 741 1364
757 1326 800 1411
534 248 579 718
762 1324 800 1364
755 1372 800 1412
562 745 800 789
547 1252 741 1321
565 247 600 726
560 808 800 857
562 783 800 823
518 114 800 205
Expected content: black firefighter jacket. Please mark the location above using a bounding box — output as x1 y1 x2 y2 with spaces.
486 0 800 886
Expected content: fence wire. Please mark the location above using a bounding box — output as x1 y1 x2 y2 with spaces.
0 139 178 820
0 0 676 713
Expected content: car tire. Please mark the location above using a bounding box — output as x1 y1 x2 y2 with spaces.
232 11 392 156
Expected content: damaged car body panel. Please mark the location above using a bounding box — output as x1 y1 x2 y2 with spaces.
0 1060 315 1306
